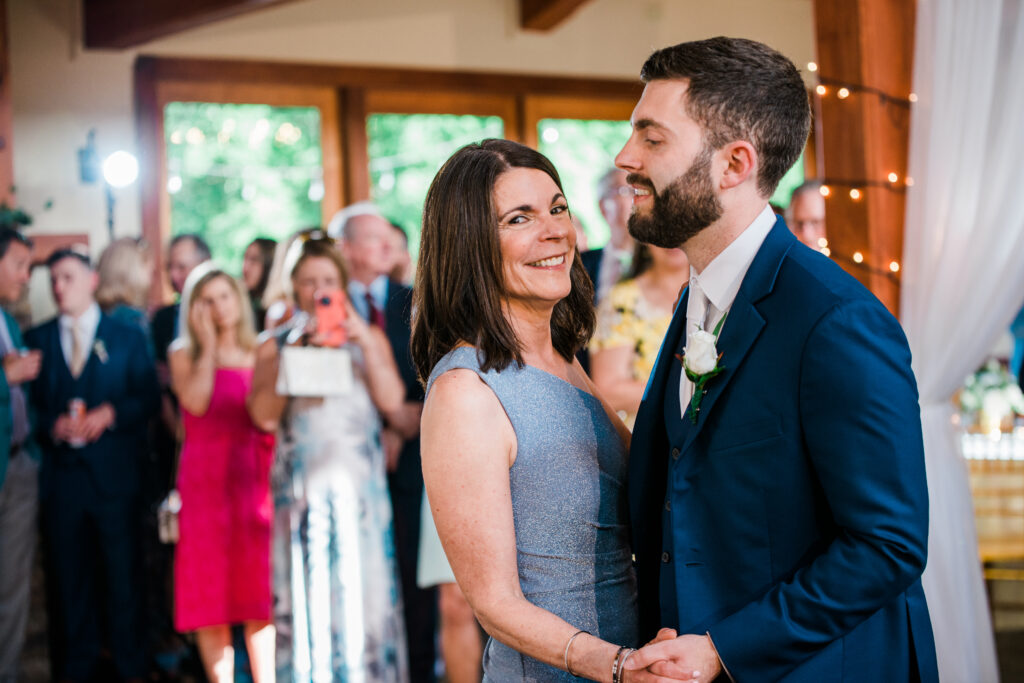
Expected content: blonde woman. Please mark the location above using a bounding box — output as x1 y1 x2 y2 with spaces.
95 236 153 351
169 264 275 683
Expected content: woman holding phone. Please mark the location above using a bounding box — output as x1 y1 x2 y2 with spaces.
248 233 409 682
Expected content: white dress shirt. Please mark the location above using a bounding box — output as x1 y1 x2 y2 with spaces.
59 303 101 374
347 275 389 322
680 204 776 416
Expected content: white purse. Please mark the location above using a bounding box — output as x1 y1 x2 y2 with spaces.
275 345 354 397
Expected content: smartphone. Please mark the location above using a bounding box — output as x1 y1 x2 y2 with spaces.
315 289 348 347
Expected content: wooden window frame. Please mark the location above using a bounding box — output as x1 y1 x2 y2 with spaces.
134 55 643 303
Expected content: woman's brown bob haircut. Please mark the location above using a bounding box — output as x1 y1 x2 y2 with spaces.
411 138 595 385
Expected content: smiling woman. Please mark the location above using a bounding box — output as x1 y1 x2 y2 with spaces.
411 139 663 682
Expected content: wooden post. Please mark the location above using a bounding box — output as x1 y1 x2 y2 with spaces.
812 0 916 316
0 0 12 206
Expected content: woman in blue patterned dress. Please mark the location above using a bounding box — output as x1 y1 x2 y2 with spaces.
249 234 409 682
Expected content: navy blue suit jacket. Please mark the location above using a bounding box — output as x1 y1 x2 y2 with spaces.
629 219 938 681
26 313 160 497
385 280 425 496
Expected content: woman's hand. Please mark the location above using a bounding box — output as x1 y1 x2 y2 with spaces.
189 300 218 349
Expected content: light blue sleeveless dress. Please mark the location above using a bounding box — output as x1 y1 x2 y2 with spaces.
426 346 639 682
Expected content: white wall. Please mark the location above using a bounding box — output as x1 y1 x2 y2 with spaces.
7 0 814 318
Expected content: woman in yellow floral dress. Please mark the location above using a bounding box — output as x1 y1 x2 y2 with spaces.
590 243 689 429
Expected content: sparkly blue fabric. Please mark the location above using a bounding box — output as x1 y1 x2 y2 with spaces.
428 346 639 681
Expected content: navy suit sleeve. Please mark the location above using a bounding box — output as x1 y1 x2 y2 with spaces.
109 330 160 432
708 299 929 679
23 328 59 444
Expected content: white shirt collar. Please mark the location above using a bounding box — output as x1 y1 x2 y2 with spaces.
59 302 101 333
689 204 776 314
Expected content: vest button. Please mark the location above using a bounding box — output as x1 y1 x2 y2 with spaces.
661 552 671 563
671 447 680 460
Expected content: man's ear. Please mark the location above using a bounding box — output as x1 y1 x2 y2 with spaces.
718 141 757 191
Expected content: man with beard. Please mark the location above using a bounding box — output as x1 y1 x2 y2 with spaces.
617 38 937 682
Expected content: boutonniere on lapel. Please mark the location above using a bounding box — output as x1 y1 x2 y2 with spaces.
674 314 727 424
93 339 109 364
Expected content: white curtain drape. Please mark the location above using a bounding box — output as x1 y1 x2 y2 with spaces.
901 1 1024 680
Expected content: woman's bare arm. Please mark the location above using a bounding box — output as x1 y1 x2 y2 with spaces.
247 338 287 432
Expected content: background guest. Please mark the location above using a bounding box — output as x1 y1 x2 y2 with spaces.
787 180 827 249
589 243 689 428
151 234 211 364
95 237 154 353
0 228 42 682
26 247 159 682
241 237 277 332
580 168 636 307
387 222 414 287
169 264 275 683
335 204 437 682
248 234 408 681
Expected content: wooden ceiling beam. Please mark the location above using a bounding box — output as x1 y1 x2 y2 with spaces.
83 0 304 49
520 0 591 31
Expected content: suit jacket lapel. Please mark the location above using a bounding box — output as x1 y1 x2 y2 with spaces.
679 219 795 455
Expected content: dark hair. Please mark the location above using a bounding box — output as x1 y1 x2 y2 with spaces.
246 237 277 298
0 228 32 261
170 233 212 261
411 139 595 385
626 242 653 280
641 37 811 197
46 245 91 269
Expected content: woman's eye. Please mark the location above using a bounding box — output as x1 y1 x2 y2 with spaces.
551 204 569 215
508 214 529 225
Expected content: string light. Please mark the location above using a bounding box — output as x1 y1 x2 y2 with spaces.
837 87 850 99
821 247 831 256
849 188 862 200
889 261 901 272
908 93 918 103
817 237 829 248
888 172 899 183
819 185 831 197
905 177 915 186
816 85 827 96
807 62 819 72
853 252 864 263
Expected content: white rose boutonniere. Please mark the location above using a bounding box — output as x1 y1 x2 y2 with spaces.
675 314 727 424
93 339 109 364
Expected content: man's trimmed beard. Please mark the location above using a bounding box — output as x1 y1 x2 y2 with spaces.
627 146 723 249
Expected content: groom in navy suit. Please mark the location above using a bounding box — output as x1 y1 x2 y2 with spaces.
619 39 937 681
26 247 159 682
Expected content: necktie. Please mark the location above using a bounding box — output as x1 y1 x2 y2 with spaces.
686 277 708 336
70 322 86 378
366 292 386 330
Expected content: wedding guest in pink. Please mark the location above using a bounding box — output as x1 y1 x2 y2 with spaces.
169 264 275 683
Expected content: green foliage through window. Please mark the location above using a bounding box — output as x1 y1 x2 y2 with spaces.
368 113 504 257
537 119 632 250
164 102 323 271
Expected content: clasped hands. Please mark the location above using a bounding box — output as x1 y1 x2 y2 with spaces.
53 403 116 445
620 629 723 683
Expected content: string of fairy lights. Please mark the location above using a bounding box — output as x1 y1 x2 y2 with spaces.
806 60 915 280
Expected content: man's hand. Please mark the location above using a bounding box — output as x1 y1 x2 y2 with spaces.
53 414 77 443
78 403 116 443
623 634 722 683
3 350 41 385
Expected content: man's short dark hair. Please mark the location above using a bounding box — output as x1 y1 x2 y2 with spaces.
641 37 812 198
169 233 211 261
0 228 32 261
46 245 92 269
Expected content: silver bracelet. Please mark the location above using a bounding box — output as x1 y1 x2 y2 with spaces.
564 629 589 677
611 645 632 683
619 649 638 682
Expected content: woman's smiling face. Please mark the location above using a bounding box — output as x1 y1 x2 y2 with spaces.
494 167 576 315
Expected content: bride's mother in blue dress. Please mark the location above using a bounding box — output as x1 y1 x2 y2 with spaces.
412 139 678 683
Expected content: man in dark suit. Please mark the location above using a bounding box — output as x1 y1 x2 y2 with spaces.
332 203 438 682
26 247 159 682
0 229 42 680
618 39 937 681
150 233 210 365
580 167 636 307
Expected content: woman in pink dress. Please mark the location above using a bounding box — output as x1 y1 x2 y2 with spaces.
169 263 275 683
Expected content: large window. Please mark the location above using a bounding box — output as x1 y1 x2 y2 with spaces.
164 102 324 267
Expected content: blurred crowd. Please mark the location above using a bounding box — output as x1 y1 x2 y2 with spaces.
0 167 824 683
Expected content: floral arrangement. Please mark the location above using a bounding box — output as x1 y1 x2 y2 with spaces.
959 358 1024 432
